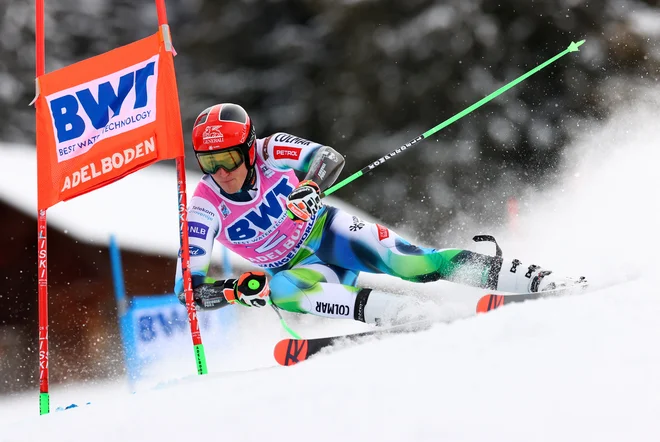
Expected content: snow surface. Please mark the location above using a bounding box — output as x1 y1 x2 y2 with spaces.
2 89 660 441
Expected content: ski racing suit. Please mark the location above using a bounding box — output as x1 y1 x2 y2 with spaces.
174 133 559 324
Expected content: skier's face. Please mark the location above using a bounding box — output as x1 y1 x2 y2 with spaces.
212 162 248 194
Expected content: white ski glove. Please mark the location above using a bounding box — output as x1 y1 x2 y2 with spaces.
286 180 323 223
230 271 271 308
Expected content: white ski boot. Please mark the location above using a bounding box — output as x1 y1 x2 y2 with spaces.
496 259 587 293
472 234 587 294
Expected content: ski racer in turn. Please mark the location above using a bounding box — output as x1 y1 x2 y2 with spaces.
174 103 583 325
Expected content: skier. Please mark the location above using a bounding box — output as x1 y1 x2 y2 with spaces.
174 103 583 325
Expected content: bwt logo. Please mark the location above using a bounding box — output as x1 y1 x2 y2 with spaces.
227 178 294 242
138 311 188 342
47 55 159 158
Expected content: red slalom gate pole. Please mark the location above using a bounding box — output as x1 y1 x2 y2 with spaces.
37 211 49 414
154 0 207 374
35 0 51 416
507 197 519 235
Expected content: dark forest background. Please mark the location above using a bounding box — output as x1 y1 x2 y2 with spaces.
2 0 659 240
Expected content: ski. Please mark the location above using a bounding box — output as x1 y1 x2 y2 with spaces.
274 320 434 366
476 285 586 314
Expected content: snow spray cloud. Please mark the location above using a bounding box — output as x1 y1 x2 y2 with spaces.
484 87 660 285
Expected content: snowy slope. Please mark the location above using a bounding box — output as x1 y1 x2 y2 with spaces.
2 279 659 442
2 89 660 441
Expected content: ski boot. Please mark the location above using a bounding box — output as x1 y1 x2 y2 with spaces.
496 260 587 293
475 235 587 294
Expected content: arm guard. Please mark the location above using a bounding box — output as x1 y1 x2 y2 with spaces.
303 146 345 192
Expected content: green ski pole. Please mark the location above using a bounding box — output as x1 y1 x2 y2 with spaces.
271 302 302 339
322 40 585 197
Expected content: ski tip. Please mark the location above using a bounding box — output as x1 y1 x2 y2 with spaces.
274 339 309 366
476 295 490 314
476 294 504 314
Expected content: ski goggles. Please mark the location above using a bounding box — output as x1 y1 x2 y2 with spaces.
195 148 244 174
